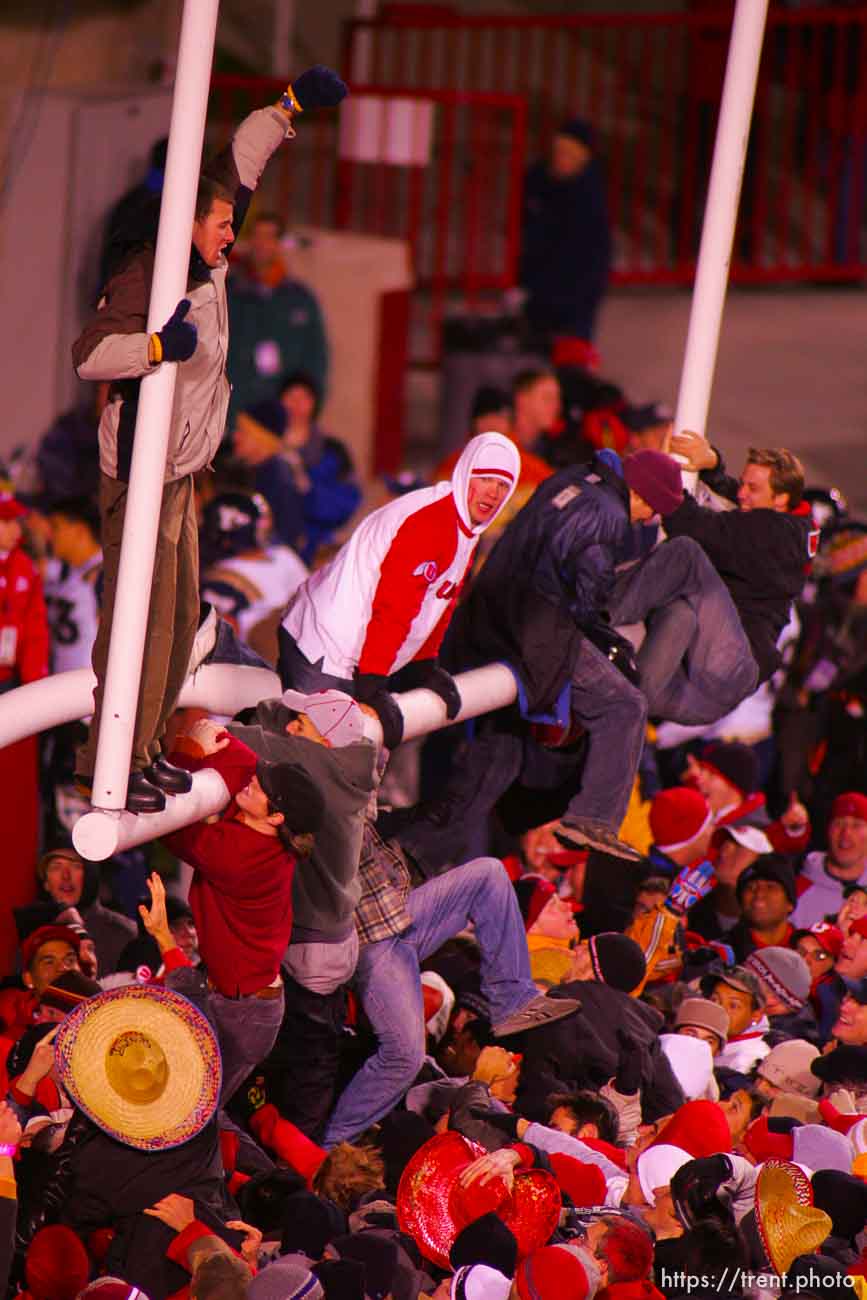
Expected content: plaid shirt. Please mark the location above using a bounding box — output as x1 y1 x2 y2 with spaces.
355 822 413 946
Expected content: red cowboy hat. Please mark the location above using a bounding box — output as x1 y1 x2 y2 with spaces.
397 1131 561 1270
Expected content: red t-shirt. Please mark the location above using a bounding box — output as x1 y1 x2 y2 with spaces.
165 737 296 997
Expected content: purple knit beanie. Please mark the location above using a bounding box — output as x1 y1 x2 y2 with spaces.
623 450 684 516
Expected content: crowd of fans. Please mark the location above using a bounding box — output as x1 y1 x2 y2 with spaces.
0 79 865 1300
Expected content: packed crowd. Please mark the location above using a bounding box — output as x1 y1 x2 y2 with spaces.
0 66 866 1300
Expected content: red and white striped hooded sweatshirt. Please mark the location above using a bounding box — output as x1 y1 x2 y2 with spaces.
282 432 520 679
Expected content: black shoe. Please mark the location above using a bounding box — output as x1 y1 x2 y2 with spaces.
126 771 167 814
144 755 193 795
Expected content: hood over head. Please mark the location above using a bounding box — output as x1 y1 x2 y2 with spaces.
449 432 520 535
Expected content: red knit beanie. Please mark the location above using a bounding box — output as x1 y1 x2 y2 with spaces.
548 1153 606 1207
649 787 712 854
516 1246 592 1299
26 1226 90 1300
601 1220 655 1282
651 1100 732 1157
514 876 557 932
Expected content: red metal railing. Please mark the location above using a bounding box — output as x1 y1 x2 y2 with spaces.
209 77 527 363
211 7 867 362
341 5 867 287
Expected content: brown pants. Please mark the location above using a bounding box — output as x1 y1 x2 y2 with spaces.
79 473 199 775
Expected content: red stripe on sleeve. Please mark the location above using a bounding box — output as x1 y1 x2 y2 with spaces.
358 498 457 676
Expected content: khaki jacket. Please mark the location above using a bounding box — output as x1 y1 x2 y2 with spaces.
72 106 292 481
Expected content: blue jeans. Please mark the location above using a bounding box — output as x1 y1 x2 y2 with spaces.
322 857 538 1146
608 537 759 726
566 636 647 829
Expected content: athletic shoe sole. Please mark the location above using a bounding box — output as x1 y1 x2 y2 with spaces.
554 825 643 862
493 995 581 1038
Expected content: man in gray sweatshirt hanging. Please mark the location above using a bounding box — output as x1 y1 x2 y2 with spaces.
228 690 378 1139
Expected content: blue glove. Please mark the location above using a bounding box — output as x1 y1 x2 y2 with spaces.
288 66 348 112
667 860 715 915
154 299 197 362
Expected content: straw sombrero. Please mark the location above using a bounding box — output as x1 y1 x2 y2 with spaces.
754 1159 832 1277
54 985 221 1150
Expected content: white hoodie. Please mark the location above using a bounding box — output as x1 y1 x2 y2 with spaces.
282 433 520 679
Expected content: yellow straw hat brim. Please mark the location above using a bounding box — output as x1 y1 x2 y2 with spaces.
54 984 221 1150
755 1160 832 1276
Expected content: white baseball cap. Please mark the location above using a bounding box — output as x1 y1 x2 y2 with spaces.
281 689 364 748
713 823 773 855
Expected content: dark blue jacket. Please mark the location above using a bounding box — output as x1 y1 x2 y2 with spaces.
450 456 634 712
254 428 361 564
519 158 612 339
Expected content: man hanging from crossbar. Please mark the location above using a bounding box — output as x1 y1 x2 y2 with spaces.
72 67 347 813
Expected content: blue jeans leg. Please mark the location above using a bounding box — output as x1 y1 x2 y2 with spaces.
209 988 285 1104
322 858 538 1146
566 637 647 829
322 936 425 1147
406 857 538 1023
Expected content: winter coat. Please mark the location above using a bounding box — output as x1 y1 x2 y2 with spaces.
0 546 48 689
33 858 137 975
686 890 739 943
253 427 361 564
511 979 685 1122
282 433 520 679
791 851 867 928
449 454 634 715
662 451 813 682
519 158 612 339
725 919 795 965
62 1118 232 1300
227 272 329 421
73 107 293 481
765 1004 821 1047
